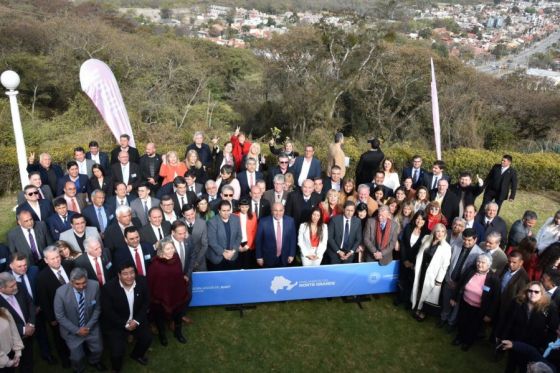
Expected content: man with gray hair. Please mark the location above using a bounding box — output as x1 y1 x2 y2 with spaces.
476 202 508 247
0 271 36 372
54 267 105 372
508 210 538 247
350 184 378 217
103 205 141 253
264 174 288 207
447 217 466 249
75 237 114 286
204 179 221 211
26 151 64 196
481 231 508 274
363 205 399 265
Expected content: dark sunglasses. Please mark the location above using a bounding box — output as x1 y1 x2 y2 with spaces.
223 194 233 197
527 289 540 294
27 191 39 196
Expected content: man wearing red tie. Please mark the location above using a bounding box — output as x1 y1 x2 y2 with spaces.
113 227 156 277
255 203 297 268
74 238 114 286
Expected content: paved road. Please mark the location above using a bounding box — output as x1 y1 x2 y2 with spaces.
476 29 560 75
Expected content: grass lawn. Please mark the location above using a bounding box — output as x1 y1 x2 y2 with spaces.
2 190 557 372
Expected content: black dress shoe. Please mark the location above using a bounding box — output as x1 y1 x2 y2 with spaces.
90 361 107 371
159 334 168 346
130 355 149 366
174 330 187 344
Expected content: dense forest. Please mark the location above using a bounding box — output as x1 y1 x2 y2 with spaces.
0 0 559 155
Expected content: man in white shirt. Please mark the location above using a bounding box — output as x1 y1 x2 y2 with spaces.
73 147 94 178
159 196 178 224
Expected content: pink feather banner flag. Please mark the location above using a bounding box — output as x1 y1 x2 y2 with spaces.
430 58 442 161
79 59 136 147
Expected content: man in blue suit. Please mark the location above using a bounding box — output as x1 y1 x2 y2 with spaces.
86 141 110 174
401 155 427 189
16 185 54 222
256 202 297 268
56 161 89 197
290 145 322 188
82 190 114 234
46 198 75 240
112 227 155 277
237 157 264 198
207 201 242 271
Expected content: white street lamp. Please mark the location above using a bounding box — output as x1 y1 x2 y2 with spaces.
1 70 28 190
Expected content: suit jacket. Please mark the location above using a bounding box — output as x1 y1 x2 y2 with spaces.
171 191 198 217
12 266 39 304
112 243 156 275
184 218 208 272
54 280 101 348
102 219 142 253
263 189 288 207
36 261 74 323
74 249 115 284
187 183 204 198
421 172 451 191
7 222 53 266
508 219 531 247
323 178 342 193
106 195 136 213
255 216 297 267
445 243 485 284
63 193 88 214
476 215 508 247
284 191 322 227
82 204 115 233
16 185 54 205
355 149 384 185
430 190 460 223
46 211 75 240
206 214 242 265
56 174 89 197
111 146 140 165
111 162 141 191
26 163 64 194
465 220 486 243
16 199 54 222
249 198 271 220
131 197 160 226
483 164 518 202
87 176 113 197
59 227 102 254
139 221 171 246
290 157 322 185
138 154 163 182
448 182 483 208
327 215 362 254
365 183 394 199
363 217 399 265
101 276 150 332
0 244 10 273
0 283 36 337
167 236 197 277
266 167 289 190
401 167 426 189
237 171 264 198
74 159 95 178
454 268 500 318
86 151 110 174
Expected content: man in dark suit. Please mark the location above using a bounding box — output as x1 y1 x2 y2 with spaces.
111 151 141 195
184 170 204 197
481 154 518 213
113 227 155 277
497 250 529 324
82 190 114 235
26 152 64 196
476 202 508 247
366 171 394 199
421 160 451 192
542 270 560 309
263 174 289 208
56 161 89 197
401 155 426 189
101 262 152 372
37 246 73 368
170 176 198 217
106 182 136 212
16 184 54 222
16 171 54 205
169 221 197 278
355 138 384 186
290 145 322 188
266 153 291 189
85 141 110 174
8 211 52 267
237 157 264 198
46 198 75 240
327 201 362 264
249 185 271 220
180 204 208 272
463 204 485 243
0 272 36 372
430 179 460 224
138 142 162 194
203 180 221 212
103 206 142 253
206 201 242 270
130 182 160 226
9 254 57 365
139 207 171 245
74 237 114 286
449 172 484 219
256 202 296 268
61 181 88 215
363 205 399 265
323 165 343 192
285 179 322 229
110 133 140 165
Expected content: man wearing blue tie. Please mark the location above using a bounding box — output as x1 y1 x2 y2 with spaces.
327 201 362 264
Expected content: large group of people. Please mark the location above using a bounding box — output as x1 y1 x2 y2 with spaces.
0 129 559 373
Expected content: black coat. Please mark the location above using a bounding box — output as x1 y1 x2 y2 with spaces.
355 149 384 185
399 224 429 264
284 191 322 227
36 261 74 323
483 164 518 202
101 276 150 331
430 190 460 224
454 268 501 318
448 182 483 208
111 146 140 165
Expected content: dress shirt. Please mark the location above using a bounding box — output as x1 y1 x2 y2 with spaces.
247 172 256 188
121 163 130 185
151 224 165 241
172 237 185 266
88 254 105 284
273 218 284 242
465 220 474 229
76 160 88 175
14 272 33 299
501 166 509 174
331 181 341 192
119 280 137 325
90 153 100 164
298 158 312 187
340 217 352 252
28 201 42 220
548 286 558 297
50 266 69 283
164 212 177 224
434 193 445 205
117 197 128 207
128 246 146 275
1 294 26 330
239 213 248 242
21 227 39 255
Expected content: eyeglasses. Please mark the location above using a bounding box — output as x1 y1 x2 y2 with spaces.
527 289 540 294
279 161 288 164
27 191 39 196
223 194 233 197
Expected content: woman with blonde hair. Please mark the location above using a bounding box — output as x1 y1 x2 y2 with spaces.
241 142 266 173
320 189 342 224
159 151 188 186
411 223 452 321
185 149 208 184
283 172 295 193
338 178 357 208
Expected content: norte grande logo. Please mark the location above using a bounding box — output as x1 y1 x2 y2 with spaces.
270 276 298 294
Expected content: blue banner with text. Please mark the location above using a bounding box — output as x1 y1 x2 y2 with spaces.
190 261 399 307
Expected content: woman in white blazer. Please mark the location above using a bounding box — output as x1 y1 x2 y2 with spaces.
411 223 452 321
298 207 328 266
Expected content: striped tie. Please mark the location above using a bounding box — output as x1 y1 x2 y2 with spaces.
78 291 86 327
